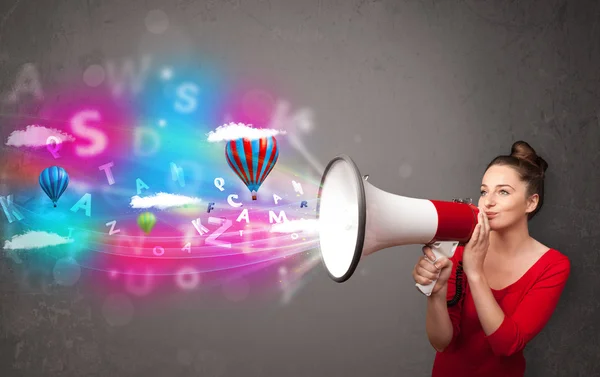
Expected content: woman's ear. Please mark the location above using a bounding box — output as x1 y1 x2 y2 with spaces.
525 193 539 215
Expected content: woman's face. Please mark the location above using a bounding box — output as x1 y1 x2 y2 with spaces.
477 165 538 230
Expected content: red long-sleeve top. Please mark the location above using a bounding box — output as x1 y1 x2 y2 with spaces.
432 245 571 377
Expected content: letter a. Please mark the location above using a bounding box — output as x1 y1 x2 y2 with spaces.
70 193 92 217
6 63 44 103
236 208 250 223
136 178 149 195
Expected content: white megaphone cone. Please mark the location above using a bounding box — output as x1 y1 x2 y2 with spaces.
316 154 479 296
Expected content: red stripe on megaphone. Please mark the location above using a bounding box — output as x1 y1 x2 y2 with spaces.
430 200 479 244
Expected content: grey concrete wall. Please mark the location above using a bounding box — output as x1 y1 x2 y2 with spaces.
1 0 599 376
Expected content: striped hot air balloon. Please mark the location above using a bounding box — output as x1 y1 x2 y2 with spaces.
39 166 70 207
225 136 279 200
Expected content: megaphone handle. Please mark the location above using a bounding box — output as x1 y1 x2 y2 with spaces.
415 241 458 296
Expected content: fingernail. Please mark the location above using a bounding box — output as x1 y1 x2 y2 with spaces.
429 255 436 262
434 262 441 269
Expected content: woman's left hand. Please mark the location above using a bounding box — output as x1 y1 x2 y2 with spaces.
462 207 491 279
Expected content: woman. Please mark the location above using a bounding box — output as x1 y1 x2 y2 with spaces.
412 141 571 377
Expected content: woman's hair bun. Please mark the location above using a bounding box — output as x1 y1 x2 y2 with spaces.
510 140 548 175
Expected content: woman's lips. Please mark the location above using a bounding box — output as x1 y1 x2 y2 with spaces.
485 212 498 218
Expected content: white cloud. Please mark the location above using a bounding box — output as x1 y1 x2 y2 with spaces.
4 231 73 250
206 122 286 142
270 219 319 235
5 125 76 147
129 192 202 210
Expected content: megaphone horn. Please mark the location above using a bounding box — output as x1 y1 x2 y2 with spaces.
316 154 480 296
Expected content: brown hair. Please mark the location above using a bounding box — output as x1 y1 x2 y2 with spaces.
485 141 549 220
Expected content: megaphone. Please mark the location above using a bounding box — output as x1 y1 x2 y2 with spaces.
316 154 480 296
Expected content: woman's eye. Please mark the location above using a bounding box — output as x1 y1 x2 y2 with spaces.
480 191 486 196
500 190 509 195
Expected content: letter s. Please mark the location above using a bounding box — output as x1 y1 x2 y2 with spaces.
174 83 199 113
71 110 108 157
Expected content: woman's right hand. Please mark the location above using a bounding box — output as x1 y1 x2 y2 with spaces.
412 245 453 296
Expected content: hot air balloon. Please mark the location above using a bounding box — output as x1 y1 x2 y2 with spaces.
39 166 70 207
225 136 279 200
137 212 156 235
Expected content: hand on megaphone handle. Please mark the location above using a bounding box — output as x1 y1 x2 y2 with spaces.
412 246 453 296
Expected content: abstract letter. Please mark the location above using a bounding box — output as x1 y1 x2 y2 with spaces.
70 193 92 217
99 162 116 185
71 110 108 157
136 178 149 195
0 195 24 223
206 217 232 248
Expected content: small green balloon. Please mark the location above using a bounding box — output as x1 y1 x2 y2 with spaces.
137 212 156 235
